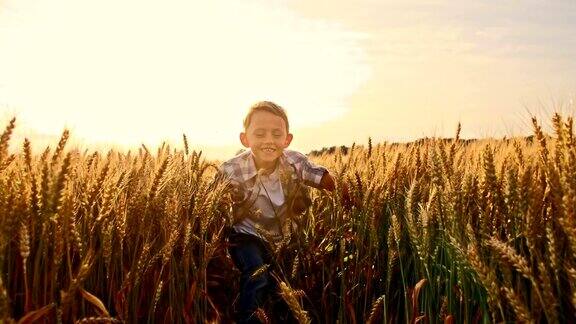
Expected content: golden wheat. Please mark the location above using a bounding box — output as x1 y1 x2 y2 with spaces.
0 114 575 322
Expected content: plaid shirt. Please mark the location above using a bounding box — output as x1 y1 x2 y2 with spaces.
219 149 327 240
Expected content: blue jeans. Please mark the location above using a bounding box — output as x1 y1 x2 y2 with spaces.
228 231 273 324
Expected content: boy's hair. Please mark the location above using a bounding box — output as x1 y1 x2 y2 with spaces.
243 101 289 132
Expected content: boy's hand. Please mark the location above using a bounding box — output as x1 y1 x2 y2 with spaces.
319 172 336 191
317 172 354 210
226 181 248 205
230 186 246 204
224 182 252 224
317 172 355 209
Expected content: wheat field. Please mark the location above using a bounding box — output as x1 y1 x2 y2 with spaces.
0 114 575 323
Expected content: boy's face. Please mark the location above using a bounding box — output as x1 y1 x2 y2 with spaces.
240 110 293 170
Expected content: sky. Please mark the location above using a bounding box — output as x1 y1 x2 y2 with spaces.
1 0 575 159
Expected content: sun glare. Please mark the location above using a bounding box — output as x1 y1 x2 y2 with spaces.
0 0 371 155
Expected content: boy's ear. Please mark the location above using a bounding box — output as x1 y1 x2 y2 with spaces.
284 133 293 147
239 132 250 148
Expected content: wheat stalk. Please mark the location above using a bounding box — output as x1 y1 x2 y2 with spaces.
366 294 385 324
486 237 532 281
0 117 16 169
502 287 533 323
278 281 311 324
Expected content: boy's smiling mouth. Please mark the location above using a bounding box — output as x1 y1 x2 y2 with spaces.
261 147 276 153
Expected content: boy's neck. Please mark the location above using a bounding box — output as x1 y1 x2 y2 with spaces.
254 159 279 175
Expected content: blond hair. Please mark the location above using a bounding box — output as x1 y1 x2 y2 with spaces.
243 101 289 132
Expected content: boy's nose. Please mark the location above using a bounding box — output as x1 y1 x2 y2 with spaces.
263 134 274 142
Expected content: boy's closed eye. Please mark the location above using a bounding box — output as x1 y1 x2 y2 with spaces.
253 130 282 138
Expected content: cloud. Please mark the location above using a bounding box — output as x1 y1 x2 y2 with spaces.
289 0 576 60
283 0 576 149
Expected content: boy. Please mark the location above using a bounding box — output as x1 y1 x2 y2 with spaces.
218 101 335 323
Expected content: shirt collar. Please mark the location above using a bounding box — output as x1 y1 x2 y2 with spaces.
241 149 293 183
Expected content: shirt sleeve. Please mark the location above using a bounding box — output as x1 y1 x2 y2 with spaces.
217 161 251 205
215 162 231 183
292 152 328 188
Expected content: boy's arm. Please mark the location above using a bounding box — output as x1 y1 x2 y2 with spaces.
290 151 335 191
216 163 253 225
217 163 246 204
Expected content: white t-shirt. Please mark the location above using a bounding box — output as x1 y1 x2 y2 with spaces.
233 166 286 239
